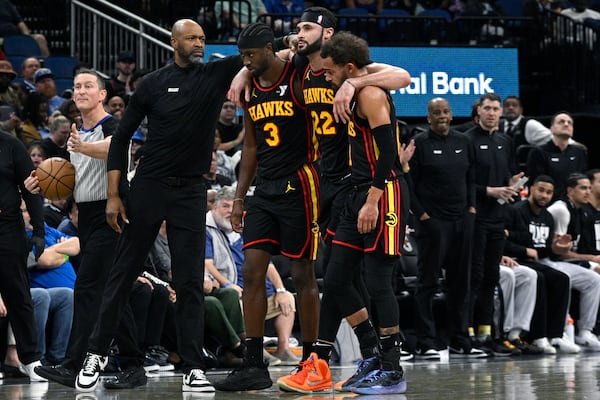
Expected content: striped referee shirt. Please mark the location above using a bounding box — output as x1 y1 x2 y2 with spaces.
70 115 117 203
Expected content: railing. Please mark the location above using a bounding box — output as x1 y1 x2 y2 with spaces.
70 0 172 73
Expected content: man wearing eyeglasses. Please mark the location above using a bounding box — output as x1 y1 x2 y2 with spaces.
526 112 588 201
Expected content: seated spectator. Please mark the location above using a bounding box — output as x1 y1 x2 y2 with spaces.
205 186 300 365
0 60 21 112
263 0 305 33
34 68 65 116
20 57 41 94
107 95 126 119
0 0 50 57
204 150 233 190
23 201 79 365
214 131 236 182
107 51 136 100
44 198 67 229
216 99 244 157
28 142 46 168
561 0 600 21
19 91 50 145
215 0 267 40
57 197 81 271
57 99 82 128
37 113 70 160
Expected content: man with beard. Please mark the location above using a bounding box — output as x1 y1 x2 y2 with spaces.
215 23 321 392
526 112 588 201
34 68 65 115
107 51 136 100
70 19 243 393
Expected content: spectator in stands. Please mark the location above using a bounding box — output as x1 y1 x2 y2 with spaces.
344 0 383 14
107 96 126 120
503 175 577 354
561 0 600 21
0 60 21 112
43 198 67 229
19 91 50 145
500 96 552 148
526 112 588 201
216 99 244 157
213 130 236 183
23 200 78 365
203 150 233 190
107 51 136 100
205 186 300 365
57 197 81 271
263 0 305 33
0 0 50 57
20 57 41 94
57 99 82 128
38 113 70 160
28 142 46 168
215 0 268 40
523 0 551 18
409 98 484 359
34 68 65 115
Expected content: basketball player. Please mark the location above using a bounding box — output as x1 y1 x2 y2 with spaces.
214 23 321 391
32 69 147 390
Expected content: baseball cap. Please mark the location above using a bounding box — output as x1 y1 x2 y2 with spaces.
34 68 54 83
131 130 145 143
0 60 17 80
117 51 135 62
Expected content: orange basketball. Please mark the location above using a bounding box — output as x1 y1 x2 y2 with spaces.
36 157 76 201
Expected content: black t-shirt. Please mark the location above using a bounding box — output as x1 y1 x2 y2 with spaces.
579 203 600 255
216 121 243 156
107 56 243 178
38 138 70 160
504 199 555 260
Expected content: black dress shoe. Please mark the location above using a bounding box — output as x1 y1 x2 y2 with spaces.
34 364 76 387
103 366 147 389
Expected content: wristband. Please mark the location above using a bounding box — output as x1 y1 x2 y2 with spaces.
346 80 356 89
233 198 244 203
224 281 232 288
231 139 238 147
65 255 69 262
276 287 286 293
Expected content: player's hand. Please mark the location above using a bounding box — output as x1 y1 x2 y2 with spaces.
67 124 83 153
106 196 129 233
333 80 356 124
24 170 40 194
30 236 45 261
230 200 245 233
357 202 379 234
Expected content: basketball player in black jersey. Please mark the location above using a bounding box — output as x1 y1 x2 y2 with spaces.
215 23 322 392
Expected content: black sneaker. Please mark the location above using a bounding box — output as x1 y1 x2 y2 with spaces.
104 366 148 389
415 347 442 360
475 336 516 357
510 338 544 355
147 346 175 371
448 337 488 359
213 362 272 391
337 356 380 392
34 364 76 388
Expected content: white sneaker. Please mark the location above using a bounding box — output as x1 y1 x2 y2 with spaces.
76 352 107 392
182 369 215 392
551 336 581 354
575 330 600 351
532 338 557 354
19 360 48 382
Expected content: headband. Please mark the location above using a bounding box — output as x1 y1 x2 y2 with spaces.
300 10 336 28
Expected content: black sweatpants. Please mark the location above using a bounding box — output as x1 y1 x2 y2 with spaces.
414 212 474 348
88 177 207 372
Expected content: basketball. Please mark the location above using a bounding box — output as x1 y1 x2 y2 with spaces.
36 157 76 201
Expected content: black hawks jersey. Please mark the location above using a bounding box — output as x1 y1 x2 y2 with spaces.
301 66 349 181
246 61 315 180
348 90 402 185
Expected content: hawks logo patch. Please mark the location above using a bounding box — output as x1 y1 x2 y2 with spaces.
385 212 398 227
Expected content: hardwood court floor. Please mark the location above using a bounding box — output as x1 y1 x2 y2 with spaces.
2 352 600 400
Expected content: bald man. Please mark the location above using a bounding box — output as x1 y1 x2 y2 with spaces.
73 19 243 393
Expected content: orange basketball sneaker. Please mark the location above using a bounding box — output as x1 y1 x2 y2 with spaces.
277 352 332 393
